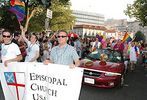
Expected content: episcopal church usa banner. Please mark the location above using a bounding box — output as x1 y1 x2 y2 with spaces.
0 62 83 100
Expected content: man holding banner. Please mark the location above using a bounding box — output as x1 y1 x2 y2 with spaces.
1 29 22 66
44 30 80 68
0 29 22 100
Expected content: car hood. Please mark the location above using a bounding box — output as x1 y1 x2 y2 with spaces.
79 59 123 73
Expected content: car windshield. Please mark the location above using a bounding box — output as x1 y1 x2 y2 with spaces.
86 49 122 63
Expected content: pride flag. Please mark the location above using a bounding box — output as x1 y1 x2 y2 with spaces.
9 0 25 22
122 32 132 43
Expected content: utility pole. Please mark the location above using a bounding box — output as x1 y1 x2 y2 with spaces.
45 9 52 31
44 0 52 35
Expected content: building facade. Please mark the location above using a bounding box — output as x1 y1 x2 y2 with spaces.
72 10 105 26
105 19 147 41
73 25 106 38
72 10 105 38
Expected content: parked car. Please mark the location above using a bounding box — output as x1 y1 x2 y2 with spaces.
79 48 126 88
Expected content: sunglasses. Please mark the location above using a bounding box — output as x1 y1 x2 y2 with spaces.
57 36 67 38
3 35 11 38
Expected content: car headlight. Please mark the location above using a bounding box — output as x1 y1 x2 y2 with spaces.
105 72 119 76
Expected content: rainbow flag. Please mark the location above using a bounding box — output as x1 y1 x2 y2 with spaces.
9 0 25 22
122 32 132 43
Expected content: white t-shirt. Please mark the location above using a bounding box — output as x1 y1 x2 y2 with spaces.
92 41 101 49
25 41 39 62
1 42 21 62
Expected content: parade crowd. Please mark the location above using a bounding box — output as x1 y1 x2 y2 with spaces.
0 28 147 71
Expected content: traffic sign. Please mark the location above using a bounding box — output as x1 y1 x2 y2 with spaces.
46 9 52 19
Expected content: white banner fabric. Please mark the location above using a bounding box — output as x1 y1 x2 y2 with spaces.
0 62 83 100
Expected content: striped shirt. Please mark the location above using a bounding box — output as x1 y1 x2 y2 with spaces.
50 44 79 65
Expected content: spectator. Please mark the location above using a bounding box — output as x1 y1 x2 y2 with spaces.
74 38 82 57
113 40 124 53
12 31 20 45
41 41 50 61
91 38 101 51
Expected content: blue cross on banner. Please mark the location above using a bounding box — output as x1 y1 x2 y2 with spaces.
4 72 25 100
4 72 15 83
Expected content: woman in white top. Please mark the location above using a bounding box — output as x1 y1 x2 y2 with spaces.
21 28 39 62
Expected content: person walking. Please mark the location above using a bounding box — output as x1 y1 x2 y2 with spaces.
129 42 140 71
44 30 80 68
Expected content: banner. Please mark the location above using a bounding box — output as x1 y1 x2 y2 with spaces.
0 62 83 100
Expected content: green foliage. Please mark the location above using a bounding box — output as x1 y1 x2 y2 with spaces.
0 6 20 32
59 0 70 5
134 31 146 42
125 0 147 26
0 0 75 32
28 0 75 32
28 6 46 32
50 0 75 31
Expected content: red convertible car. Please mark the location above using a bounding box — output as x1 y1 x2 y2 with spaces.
79 49 126 88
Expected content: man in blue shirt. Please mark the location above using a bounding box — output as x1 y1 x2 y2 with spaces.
44 30 80 68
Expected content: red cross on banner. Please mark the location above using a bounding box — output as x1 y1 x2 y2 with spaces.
4 72 25 100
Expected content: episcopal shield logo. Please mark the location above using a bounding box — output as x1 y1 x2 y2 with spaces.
4 72 25 100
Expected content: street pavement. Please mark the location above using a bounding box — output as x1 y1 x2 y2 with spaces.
79 60 147 100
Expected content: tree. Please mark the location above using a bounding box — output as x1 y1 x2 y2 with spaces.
0 0 42 32
0 0 75 32
36 0 70 7
0 2 20 32
27 6 46 32
59 0 70 5
28 0 75 32
49 0 75 31
125 0 147 26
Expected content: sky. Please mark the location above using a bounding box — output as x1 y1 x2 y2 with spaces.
70 0 135 20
